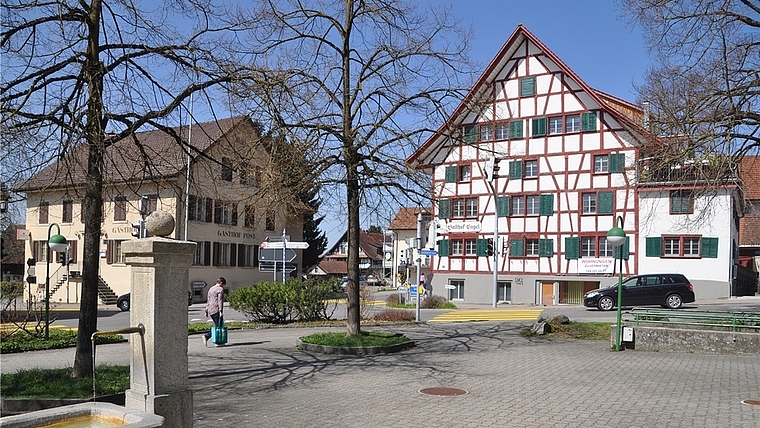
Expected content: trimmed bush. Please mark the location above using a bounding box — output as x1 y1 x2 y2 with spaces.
371 308 415 322
421 294 456 309
228 278 342 323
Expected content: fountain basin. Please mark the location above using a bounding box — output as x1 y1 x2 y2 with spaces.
0 402 163 427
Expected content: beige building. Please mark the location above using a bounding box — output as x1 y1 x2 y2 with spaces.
18 116 303 305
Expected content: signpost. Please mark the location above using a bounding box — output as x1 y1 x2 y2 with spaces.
259 235 308 282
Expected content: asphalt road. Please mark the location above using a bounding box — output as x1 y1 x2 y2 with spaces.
38 291 760 332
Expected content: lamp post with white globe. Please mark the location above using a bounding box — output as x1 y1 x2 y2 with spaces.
607 216 627 351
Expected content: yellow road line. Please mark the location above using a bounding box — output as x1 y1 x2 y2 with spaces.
429 309 542 322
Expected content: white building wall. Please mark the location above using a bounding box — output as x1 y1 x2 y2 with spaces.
638 189 737 299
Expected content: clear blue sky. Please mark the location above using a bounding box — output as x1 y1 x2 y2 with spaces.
320 1 652 248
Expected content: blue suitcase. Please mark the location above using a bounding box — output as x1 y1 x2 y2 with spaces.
211 317 228 345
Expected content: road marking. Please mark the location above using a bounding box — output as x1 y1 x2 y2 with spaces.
429 309 542 322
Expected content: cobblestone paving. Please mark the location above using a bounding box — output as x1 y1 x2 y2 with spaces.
189 323 760 427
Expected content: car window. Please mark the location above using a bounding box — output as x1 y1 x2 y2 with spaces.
643 276 659 286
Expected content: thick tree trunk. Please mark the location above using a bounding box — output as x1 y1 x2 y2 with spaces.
72 0 104 378
345 165 361 336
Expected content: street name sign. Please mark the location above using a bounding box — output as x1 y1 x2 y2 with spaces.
259 248 297 262
420 249 437 256
260 241 310 249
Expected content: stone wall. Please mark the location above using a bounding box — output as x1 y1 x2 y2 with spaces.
611 325 760 354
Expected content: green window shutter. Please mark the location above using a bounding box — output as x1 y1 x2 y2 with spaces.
509 160 523 180
445 166 457 183
539 239 554 257
597 191 614 214
509 120 523 139
497 196 510 217
645 237 662 257
614 236 630 260
463 125 477 143
539 194 554 216
701 237 719 258
438 239 450 257
531 118 546 137
477 238 488 257
438 199 450 219
565 237 579 260
581 112 597 132
520 77 535 96
609 153 625 173
510 239 524 257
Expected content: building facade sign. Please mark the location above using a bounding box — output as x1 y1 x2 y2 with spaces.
578 258 615 274
446 221 482 233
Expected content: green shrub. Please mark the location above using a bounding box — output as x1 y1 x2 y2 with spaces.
228 281 296 323
228 278 341 323
290 278 340 321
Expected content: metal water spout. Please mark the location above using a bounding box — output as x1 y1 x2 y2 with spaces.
91 324 147 401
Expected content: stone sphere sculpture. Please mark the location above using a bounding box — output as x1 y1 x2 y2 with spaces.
145 210 175 237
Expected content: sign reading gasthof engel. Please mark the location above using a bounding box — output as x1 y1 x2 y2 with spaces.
446 221 481 233
578 258 615 274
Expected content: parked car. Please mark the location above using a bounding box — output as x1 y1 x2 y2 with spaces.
583 274 695 311
117 291 193 311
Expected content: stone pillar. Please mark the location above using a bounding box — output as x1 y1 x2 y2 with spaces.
122 212 196 428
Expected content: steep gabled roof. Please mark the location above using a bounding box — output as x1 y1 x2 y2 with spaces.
19 116 254 191
324 230 386 262
388 206 432 231
407 24 654 169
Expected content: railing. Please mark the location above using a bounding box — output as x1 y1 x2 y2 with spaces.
625 308 760 332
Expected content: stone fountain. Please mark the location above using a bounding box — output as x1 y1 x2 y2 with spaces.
1 211 195 427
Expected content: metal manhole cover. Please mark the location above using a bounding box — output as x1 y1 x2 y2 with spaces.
419 387 468 396
741 399 760 406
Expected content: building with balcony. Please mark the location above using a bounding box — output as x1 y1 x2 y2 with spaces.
407 25 745 305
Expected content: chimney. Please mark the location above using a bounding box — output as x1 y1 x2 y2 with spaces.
642 101 650 130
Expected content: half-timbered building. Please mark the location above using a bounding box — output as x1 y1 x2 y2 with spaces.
407 25 744 305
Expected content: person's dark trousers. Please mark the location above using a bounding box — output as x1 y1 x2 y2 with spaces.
204 312 221 340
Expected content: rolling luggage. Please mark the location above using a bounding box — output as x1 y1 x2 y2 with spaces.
211 316 228 346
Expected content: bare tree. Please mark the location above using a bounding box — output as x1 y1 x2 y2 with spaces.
232 0 474 336
620 0 760 170
1 0 274 377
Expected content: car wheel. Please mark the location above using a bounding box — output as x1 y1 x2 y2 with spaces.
597 296 615 311
118 299 130 311
665 293 683 309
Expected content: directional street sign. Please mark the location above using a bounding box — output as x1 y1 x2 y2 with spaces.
260 241 310 250
259 248 297 262
259 261 297 273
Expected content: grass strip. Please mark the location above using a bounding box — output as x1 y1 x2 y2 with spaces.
299 331 410 348
1 365 129 398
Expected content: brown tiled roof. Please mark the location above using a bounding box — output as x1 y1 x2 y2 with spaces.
388 206 432 230
740 156 760 200
18 116 252 191
317 260 347 275
324 230 386 261
740 214 760 246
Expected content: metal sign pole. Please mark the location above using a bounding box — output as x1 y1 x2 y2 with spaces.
282 229 287 284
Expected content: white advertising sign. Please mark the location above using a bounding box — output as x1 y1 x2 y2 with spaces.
578 258 615 274
446 221 482 233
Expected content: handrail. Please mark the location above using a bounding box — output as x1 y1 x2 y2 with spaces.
625 308 760 332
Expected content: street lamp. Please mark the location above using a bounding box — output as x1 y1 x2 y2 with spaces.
607 215 626 351
45 223 67 340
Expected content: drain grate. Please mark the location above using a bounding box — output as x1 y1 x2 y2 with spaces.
419 387 468 396
741 399 760 406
